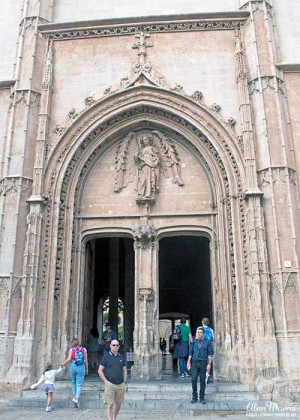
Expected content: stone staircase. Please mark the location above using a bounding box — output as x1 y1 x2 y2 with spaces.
8 374 259 412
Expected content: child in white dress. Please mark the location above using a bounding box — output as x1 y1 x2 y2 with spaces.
30 362 64 412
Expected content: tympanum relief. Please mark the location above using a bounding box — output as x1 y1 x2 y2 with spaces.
114 130 184 204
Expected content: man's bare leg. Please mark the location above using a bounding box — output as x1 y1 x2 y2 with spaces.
106 404 114 420
113 402 122 419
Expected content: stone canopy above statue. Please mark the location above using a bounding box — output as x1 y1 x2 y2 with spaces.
114 130 184 204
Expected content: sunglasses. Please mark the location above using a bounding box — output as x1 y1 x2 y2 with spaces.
111 344 119 347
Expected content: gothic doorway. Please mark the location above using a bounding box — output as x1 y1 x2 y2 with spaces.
159 235 213 336
82 237 135 356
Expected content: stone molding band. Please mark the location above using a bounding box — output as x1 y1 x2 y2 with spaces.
38 12 249 41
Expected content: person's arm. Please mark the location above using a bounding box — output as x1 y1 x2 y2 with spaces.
206 341 214 372
98 365 107 383
186 341 194 370
61 349 72 367
84 348 88 375
30 374 44 389
188 333 193 345
53 366 64 376
123 366 127 384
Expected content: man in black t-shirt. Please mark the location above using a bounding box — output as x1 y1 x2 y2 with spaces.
98 340 127 420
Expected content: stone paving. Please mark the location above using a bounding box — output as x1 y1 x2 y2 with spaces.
0 406 250 420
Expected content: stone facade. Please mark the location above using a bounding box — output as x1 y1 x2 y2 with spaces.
0 0 299 401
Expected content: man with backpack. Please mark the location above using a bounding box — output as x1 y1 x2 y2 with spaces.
201 318 214 343
174 318 192 378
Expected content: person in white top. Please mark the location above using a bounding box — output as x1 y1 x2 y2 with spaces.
30 362 64 412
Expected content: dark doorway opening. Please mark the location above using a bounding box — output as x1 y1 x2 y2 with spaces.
159 236 213 336
82 237 134 358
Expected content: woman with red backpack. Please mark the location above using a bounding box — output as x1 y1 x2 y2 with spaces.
61 337 88 408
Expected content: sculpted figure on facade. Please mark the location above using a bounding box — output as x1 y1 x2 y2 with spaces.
114 130 184 203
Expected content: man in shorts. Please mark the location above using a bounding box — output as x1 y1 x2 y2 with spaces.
98 339 127 420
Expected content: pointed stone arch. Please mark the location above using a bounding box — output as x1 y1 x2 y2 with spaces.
38 83 257 381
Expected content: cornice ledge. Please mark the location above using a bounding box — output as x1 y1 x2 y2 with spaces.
38 11 249 38
0 80 16 90
276 63 300 73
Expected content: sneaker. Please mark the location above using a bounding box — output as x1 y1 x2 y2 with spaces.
200 398 206 404
46 406 52 412
184 372 191 377
179 373 185 378
74 398 79 408
191 398 198 404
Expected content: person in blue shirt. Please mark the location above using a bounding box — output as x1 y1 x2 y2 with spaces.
187 326 214 404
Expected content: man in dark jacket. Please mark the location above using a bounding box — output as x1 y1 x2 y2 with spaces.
187 326 214 404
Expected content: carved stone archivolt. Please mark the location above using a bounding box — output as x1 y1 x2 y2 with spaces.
46 103 244 306
114 130 183 203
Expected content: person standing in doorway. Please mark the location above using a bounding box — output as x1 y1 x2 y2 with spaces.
102 322 117 356
88 327 101 372
202 318 214 343
177 318 192 377
98 339 127 420
187 326 213 404
61 337 88 408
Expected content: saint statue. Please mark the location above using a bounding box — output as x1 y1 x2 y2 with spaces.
135 136 160 199
114 130 184 203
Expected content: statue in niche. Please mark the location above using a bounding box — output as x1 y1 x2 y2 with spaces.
114 130 184 203
135 135 160 199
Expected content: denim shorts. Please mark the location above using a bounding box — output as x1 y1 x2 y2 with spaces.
43 384 55 393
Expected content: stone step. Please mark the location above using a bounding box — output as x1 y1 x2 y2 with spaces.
53 379 255 393
21 388 259 401
7 396 257 411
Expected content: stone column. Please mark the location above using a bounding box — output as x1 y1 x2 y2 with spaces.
241 0 299 397
3 0 53 383
131 225 162 380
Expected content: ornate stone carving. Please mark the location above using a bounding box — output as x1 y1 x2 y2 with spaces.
53 124 66 135
237 135 244 155
272 167 285 183
283 272 298 294
210 103 221 113
48 102 243 306
0 177 32 196
84 96 95 106
288 169 297 186
42 42 53 90
134 225 157 249
9 89 41 108
227 117 236 129
114 130 184 203
190 90 203 102
132 32 153 74
68 108 78 120
258 170 271 188
137 287 154 301
43 18 247 41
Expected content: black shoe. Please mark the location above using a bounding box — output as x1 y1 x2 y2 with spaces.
191 398 198 404
200 398 206 404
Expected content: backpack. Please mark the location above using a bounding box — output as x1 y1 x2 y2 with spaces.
203 326 214 342
72 346 84 365
172 325 182 343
